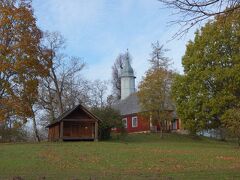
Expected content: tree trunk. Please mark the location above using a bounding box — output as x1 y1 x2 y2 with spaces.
47 84 56 123
160 127 163 138
158 111 163 138
32 115 40 142
219 128 226 141
7 118 13 142
51 68 64 114
238 136 240 147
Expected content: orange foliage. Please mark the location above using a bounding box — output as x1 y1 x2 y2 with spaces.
0 0 51 122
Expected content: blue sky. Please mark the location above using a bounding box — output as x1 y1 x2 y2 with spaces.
32 0 196 85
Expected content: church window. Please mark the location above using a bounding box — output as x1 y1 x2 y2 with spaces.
132 116 138 128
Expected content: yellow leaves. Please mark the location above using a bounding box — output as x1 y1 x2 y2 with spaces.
138 69 170 111
0 108 8 122
216 156 236 161
0 1 51 122
13 121 23 129
24 79 38 93
0 58 13 72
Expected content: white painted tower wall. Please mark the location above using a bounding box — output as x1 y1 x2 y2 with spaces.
121 76 135 100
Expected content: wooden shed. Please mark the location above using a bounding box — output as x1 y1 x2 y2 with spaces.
46 104 100 141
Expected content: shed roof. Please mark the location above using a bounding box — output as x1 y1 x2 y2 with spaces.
46 104 101 128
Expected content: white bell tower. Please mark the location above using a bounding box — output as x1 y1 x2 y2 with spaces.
120 52 136 100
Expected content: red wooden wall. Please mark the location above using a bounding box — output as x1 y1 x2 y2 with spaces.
114 114 181 133
122 113 150 133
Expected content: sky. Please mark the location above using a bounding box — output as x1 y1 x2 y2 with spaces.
32 0 196 85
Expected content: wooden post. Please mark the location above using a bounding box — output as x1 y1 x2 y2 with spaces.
177 119 181 130
94 121 98 141
60 121 63 141
150 113 153 128
48 128 51 141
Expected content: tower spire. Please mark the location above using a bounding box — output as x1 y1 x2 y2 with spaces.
120 50 136 100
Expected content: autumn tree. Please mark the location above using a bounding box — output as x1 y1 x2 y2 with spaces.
0 0 50 129
111 51 132 100
138 42 173 137
159 0 240 38
172 9 240 136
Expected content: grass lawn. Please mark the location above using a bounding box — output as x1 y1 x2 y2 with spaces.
0 133 240 180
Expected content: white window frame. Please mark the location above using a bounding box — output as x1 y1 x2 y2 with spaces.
131 116 138 128
122 118 127 128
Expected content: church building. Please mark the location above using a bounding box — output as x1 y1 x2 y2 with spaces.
113 54 181 133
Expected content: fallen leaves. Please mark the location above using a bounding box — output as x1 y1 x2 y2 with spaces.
216 156 236 161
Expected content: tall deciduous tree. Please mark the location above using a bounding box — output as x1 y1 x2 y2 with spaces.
0 0 50 124
39 32 86 123
138 43 173 137
90 80 108 108
172 9 240 136
221 108 240 146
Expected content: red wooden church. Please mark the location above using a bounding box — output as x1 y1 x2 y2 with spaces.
47 104 101 141
113 53 181 133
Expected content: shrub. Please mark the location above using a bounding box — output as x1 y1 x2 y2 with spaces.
91 107 124 140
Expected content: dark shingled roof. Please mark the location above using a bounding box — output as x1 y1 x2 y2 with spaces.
113 93 177 117
46 104 101 128
112 93 140 115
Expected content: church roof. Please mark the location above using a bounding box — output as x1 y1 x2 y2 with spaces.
113 93 177 117
112 93 140 115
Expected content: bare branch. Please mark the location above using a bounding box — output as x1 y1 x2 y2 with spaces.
159 0 240 38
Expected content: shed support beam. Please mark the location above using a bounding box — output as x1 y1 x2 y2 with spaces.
60 121 63 141
95 122 98 141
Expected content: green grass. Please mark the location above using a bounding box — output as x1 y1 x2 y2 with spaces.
0 133 240 180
